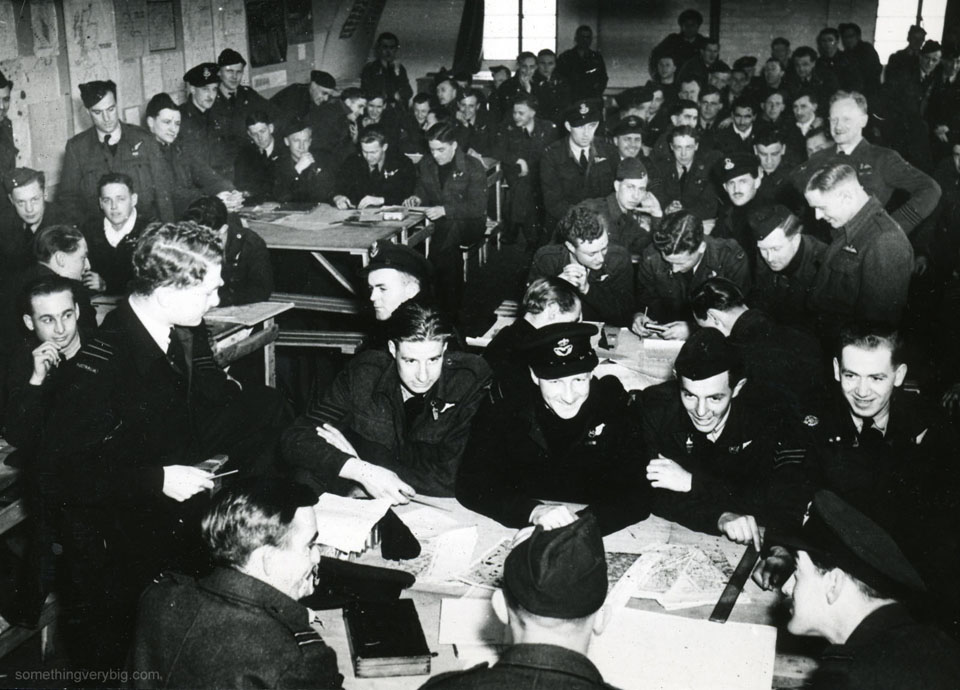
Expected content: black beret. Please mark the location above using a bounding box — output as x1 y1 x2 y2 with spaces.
748 204 795 241
616 156 648 181
776 490 926 598
614 85 653 110
217 48 247 67
503 514 607 618
674 328 741 381
360 242 432 285
921 40 942 55
310 70 337 89
145 92 180 119
565 98 602 127
184 63 220 87
520 322 598 379
716 153 760 184
708 61 732 74
0 70 11 89
733 56 758 70
611 115 645 137
78 80 116 108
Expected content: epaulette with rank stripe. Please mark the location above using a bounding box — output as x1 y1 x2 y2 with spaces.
74 337 116 374
774 444 806 467
294 629 324 647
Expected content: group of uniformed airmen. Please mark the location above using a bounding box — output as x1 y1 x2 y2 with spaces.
0 10 959 690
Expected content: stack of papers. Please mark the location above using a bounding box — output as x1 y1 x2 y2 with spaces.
313 494 391 554
631 543 736 610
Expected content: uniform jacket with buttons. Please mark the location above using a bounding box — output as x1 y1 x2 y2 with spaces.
156 138 234 218
58 124 174 225
747 234 826 331
179 100 235 183
640 380 803 534
220 215 274 306
528 243 635 326
413 148 487 249
233 139 287 204
82 211 153 293
457 376 651 536
283 349 491 497
361 60 413 107
579 192 658 256
273 150 337 204
635 236 750 323
557 47 609 100
540 137 619 227
792 139 941 234
208 85 276 170
808 196 913 326
335 148 415 206
650 150 721 221
0 117 17 178
130 568 343 689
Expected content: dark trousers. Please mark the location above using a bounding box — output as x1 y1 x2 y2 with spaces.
429 217 485 318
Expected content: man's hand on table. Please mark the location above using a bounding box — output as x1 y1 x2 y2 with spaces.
752 545 795 591
718 512 762 551
658 321 690 340
358 195 385 209
529 504 579 530
217 189 245 211
425 206 446 221
646 455 692 492
162 465 214 502
333 195 355 210
339 457 415 505
402 195 422 208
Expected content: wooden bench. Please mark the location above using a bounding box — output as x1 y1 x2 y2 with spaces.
275 329 367 355
269 292 361 314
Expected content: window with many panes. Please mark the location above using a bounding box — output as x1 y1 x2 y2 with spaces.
482 0 557 62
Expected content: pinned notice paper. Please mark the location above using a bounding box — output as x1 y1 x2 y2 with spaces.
314 494 391 554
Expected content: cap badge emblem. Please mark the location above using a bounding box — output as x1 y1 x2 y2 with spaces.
369 241 379 258
803 415 819 427
724 158 734 170
579 102 589 115
554 338 573 357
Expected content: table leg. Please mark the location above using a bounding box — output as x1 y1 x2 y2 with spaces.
263 318 276 387
310 251 357 295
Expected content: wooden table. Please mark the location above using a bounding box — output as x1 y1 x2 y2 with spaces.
204 301 294 387
312 499 818 690
243 205 431 297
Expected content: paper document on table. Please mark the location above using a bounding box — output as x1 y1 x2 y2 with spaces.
398 507 459 541
313 494 391 553
277 204 354 229
386 526 478 586
632 542 740 610
590 608 777 690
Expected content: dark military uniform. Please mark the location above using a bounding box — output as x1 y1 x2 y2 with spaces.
155 138 234 218
650 33 710 81
422 644 620 690
220 216 273 306
810 604 960 690
269 82 315 135
817 52 864 93
754 163 806 213
456 111 497 156
282 348 491 497
808 196 914 328
713 127 759 157
273 150 337 204
640 380 802 534
845 41 883 101
774 388 960 631
650 150 722 221
579 193 657 256
82 211 152 293
0 117 16 178
0 200 69 274
792 139 941 234
533 72 573 126
307 100 355 165
413 148 487 314
335 148 415 207
747 234 827 330
494 117 560 234
457 376 651 536
37 300 287 665
557 47 608 101
207 84 275 178
713 197 759 259
492 77 536 124
233 139 287 204
783 70 840 117
540 137 619 230
528 244 634 326
635 236 750 323
58 124 174 225
130 568 343 689
178 99 235 183
361 60 413 107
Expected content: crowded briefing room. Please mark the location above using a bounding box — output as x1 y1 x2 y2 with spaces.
2 0 960 688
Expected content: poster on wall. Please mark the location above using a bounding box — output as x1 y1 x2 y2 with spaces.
147 0 177 52
31 0 60 58
246 0 287 67
285 0 313 44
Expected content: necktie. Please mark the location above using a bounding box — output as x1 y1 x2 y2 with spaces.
166 328 187 376
859 418 884 448
579 150 589 174
370 166 382 180
679 166 688 188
